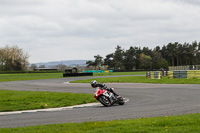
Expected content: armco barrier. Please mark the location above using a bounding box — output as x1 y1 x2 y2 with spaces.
63 73 93 77
83 70 113 73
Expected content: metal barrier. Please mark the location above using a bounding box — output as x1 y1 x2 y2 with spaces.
63 72 93 77
169 65 200 71
83 70 113 73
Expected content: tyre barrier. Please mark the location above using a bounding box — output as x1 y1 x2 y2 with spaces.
168 70 200 79
187 70 200 79
146 71 162 79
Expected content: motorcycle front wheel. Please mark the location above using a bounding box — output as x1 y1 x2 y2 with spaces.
118 97 125 105
98 95 111 107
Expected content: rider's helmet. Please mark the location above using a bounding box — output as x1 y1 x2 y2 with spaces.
91 80 97 88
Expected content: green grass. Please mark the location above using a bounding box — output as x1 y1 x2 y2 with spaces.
93 71 146 76
1 113 200 132
0 90 96 112
0 72 145 82
0 73 64 82
71 76 200 84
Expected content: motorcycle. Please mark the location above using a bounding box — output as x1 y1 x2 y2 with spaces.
94 87 125 107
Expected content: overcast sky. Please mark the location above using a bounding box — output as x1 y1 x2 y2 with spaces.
1 0 200 63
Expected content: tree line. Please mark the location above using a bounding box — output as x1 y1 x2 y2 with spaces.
86 41 200 70
0 45 29 71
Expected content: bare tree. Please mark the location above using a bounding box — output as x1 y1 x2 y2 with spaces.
30 64 37 70
56 64 67 70
0 45 29 71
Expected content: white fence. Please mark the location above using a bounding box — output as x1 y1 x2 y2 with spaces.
169 65 200 71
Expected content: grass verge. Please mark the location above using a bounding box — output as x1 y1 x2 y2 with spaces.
93 71 146 76
0 72 145 82
1 113 200 132
71 76 200 84
0 73 63 82
0 90 96 112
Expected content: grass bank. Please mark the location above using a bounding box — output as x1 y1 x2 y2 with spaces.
71 76 200 84
1 113 200 132
0 90 96 112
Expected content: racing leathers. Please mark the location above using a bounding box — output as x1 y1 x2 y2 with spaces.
93 83 119 96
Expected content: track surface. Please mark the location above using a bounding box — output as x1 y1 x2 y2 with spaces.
0 75 200 128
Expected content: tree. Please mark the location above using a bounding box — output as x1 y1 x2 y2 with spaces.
166 42 177 66
176 43 184 66
197 42 200 64
0 45 29 71
30 64 37 70
123 46 136 70
142 47 152 57
86 55 103 70
191 41 199 65
135 47 142 69
94 55 103 68
86 60 94 67
183 43 190 65
152 50 168 69
104 53 114 69
39 65 46 68
88 41 200 71
0 49 6 71
139 53 152 69
94 55 103 70
56 64 67 70
112 45 124 70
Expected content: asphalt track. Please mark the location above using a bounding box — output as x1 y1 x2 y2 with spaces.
0 75 200 128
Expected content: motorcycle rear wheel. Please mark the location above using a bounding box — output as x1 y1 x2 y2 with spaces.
98 95 111 107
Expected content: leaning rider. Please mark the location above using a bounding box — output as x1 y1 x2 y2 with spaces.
91 80 119 97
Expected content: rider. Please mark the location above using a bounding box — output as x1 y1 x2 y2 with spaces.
91 80 119 97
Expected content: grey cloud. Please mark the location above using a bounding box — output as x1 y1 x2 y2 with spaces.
1 0 200 63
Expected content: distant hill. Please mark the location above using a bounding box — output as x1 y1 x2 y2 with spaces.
33 60 89 68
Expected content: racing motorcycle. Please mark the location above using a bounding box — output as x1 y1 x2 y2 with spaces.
94 87 125 107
